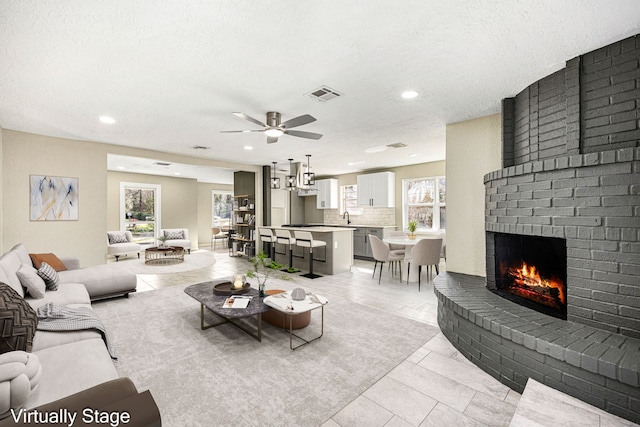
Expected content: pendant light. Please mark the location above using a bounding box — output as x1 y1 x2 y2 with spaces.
303 154 315 186
270 162 280 189
285 158 297 190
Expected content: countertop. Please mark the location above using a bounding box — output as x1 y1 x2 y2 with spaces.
266 225 356 232
311 224 396 229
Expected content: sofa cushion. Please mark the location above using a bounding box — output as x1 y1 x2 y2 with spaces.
0 251 24 298
29 253 67 272
28 338 118 409
0 284 38 353
9 244 32 267
25 283 90 311
107 232 128 244
36 262 59 291
16 265 46 299
58 265 136 299
0 351 42 418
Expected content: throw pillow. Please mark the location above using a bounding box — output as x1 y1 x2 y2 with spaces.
16 264 46 299
36 262 59 291
0 283 38 353
107 232 128 244
29 253 67 272
164 230 184 240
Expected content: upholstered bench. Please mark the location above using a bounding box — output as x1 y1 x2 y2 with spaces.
262 290 311 330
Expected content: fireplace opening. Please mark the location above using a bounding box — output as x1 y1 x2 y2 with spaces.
491 233 567 319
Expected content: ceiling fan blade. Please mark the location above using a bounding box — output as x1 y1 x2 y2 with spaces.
232 112 267 128
267 136 279 144
220 130 264 133
280 114 316 129
284 130 323 140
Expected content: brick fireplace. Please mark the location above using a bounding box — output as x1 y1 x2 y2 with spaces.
435 34 640 423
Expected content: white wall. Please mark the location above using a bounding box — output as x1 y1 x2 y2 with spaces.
446 114 502 277
0 125 4 253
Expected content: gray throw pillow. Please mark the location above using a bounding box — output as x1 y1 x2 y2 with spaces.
36 262 59 291
107 232 128 244
165 230 184 240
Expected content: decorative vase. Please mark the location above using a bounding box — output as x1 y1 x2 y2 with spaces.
258 283 266 297
408 233 417 240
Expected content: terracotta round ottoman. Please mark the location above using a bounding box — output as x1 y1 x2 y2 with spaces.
262 289 311 330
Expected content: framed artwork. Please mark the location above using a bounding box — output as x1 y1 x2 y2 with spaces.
30 175 79 221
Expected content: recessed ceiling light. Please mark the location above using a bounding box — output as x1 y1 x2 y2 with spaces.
401 91 419 99
348 161 365 166
174 172 181 176
409 154 418 157
99 116 116 124
364 145 388 154
244 146 254 150
117 166 125 170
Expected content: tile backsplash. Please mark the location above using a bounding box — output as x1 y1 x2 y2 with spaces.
323 208 396 226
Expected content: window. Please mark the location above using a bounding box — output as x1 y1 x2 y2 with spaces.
403 177 446 231
340 185 362 215
120 182 161 245
212 191 233 228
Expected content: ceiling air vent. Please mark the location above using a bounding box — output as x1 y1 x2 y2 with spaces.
191 145 211 150
153 161 172 167
307 86 343 103
387 143 407 149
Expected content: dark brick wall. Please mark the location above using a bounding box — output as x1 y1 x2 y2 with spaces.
484 149 640 338
435 272 640 424
502 34 640 165
507 69 568 165
581 36 640 153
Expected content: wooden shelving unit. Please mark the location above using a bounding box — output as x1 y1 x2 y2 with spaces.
230 194 255 257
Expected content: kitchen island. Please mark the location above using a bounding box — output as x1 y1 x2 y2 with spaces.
262 226 355 275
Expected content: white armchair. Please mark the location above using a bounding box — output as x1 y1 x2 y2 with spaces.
107 231 141 261
159 228 191 254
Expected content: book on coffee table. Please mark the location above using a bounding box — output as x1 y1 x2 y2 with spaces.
223 296 253 309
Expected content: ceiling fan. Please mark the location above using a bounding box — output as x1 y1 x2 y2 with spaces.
221 111 323 143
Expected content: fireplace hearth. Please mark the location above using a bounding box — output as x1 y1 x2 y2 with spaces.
490 233 567 319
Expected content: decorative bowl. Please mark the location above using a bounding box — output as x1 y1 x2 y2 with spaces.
213 281 251 296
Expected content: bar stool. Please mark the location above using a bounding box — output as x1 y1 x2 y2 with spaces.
275 229 297 271
294 230 327 279
258 227 276 260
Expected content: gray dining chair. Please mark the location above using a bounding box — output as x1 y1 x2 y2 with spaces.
405 238 443 291
368 234 404 284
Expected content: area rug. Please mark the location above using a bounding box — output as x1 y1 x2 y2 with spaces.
109 251 216 275
92 283 439 426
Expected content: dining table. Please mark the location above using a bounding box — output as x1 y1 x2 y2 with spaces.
383 236 440 283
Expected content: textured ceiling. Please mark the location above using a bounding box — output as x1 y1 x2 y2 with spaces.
1 1 640 181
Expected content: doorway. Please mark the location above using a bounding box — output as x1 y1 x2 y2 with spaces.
120 182 162 245
212 191 233 229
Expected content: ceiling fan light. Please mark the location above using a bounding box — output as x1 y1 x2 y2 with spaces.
265 128 283 137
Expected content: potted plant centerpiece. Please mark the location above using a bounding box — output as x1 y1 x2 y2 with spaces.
407 220 418 240
247 251 290 296
157 234 169 248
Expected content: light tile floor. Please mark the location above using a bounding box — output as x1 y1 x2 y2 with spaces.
118 247 637 427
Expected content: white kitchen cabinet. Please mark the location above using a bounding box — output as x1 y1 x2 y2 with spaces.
316 179 338 209
357 171 395 207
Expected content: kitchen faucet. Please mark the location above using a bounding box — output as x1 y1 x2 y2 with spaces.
343 210 351 224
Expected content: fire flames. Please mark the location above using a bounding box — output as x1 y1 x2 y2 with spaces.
505 261 566 309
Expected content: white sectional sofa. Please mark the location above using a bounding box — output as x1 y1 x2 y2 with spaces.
0 244 153 422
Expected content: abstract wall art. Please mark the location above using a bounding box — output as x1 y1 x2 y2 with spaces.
30 175 79 221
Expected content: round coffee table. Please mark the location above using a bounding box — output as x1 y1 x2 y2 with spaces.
145 246 185 265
